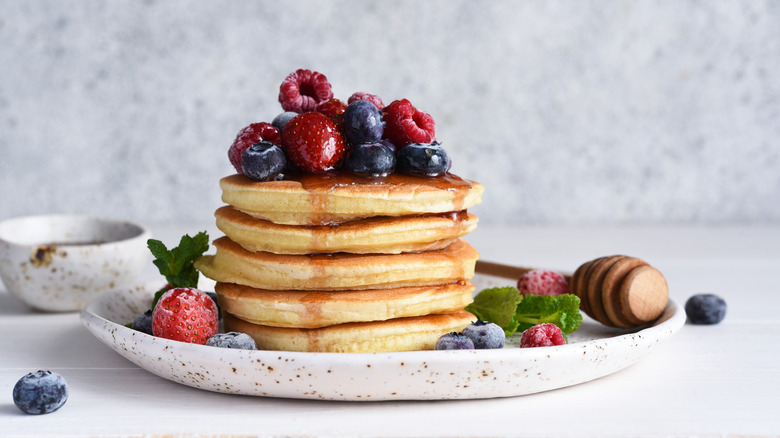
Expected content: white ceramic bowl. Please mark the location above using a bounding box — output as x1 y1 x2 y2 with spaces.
0 214 151 312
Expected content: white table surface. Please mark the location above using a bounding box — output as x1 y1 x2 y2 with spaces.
2 224 779 437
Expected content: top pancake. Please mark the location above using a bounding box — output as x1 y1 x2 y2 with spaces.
220 172 484 225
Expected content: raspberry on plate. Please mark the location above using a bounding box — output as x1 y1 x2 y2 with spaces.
518 270 570 297
152 287 219 344
228 122 281 175
519 323 567 348
281 112 347 173
383 99 436 148
278 69 334 113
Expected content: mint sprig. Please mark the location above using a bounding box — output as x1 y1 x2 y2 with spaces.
466 287 582 337
147 231 210 308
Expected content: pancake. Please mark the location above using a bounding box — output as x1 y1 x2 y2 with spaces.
215 205 478 255
215 281 475 328
194 237 479 291
220 172 484 226
223 310 475 352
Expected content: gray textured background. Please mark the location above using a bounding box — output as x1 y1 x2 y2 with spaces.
1 0 779 227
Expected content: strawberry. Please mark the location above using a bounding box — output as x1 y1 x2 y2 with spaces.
316 98 347 117
152 287 219 344
281 112 347 173
383 99 435 148
228 122 281 175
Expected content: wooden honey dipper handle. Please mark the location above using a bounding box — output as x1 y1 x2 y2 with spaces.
475 257 668 329
475 260 572 283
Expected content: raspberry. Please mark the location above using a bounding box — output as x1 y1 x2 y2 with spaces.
278 69 334 113
348 92 384 110
517 270 570 297
519 323 567 348
383 99 436 148
227 122 281 175
316 98 347 117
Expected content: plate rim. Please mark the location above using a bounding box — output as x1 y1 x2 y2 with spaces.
80 280 686 400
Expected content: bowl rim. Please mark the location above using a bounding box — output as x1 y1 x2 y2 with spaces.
0 213 151 247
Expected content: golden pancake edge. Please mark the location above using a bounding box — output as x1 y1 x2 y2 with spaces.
220 172 484 226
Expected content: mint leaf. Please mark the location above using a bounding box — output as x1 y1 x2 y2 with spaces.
465 286 524 336
147 231 210 290
514 294 583 334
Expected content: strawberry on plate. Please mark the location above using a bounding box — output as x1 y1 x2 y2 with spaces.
281 112 347 173
152 287 219 344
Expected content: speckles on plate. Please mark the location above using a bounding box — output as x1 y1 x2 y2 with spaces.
79 283 685 401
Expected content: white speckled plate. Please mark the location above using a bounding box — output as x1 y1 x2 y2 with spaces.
80 275 685 401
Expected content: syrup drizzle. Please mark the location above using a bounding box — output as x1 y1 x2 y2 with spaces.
278 171 475 225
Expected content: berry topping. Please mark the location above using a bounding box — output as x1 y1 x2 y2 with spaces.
271 111 298 132
281 112 347 173
206 332 259 349
396 142 451 177
348 91 384 110
131 310 154 335
342 100 384 146
343 141 396 177
316 98 348 117
383 98 435 147
278 69 334 113
519 323 567 348
241 141 287 181
228 122 281 175
462 320 506 349
13 370 69 415
435 332 475 350
685 294 727 324
152 287 219 344
517 270 570 297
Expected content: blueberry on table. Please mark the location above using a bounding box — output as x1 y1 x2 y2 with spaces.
13 370 69 415
685 294 726 324
462 320 506 349
241 141 287 181
206 332 258 350
435 332 475 350
397 142 451 177
344 141 396 177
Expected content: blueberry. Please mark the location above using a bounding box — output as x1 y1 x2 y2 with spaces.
241 141 286 181
396 142 451 177
344 141 396 177
131 310 153 335
342 100 384 145
685 294 727 324
206 332 258 350
271 111 298 132
462 320 506 349
435 332 475 350
13 370 69 415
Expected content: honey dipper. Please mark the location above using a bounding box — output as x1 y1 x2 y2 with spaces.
476 256 669 329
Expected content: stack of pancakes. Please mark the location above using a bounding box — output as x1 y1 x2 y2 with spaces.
194 171 484 352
